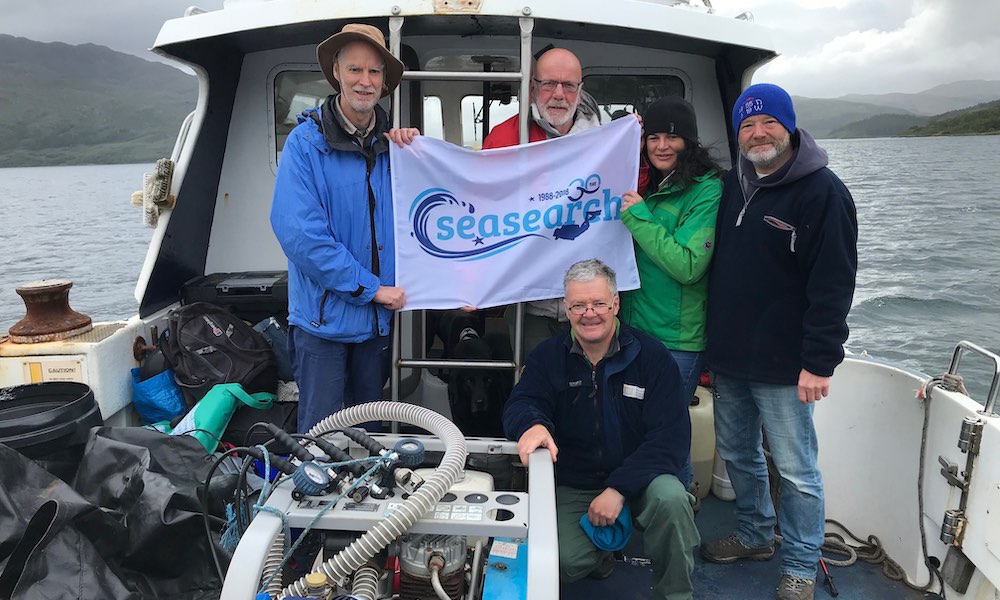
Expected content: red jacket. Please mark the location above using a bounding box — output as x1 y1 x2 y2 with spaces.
481 114 648 192
481 115 548 149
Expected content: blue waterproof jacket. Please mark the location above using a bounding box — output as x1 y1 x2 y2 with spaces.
271 100 395 343
503 323 692 497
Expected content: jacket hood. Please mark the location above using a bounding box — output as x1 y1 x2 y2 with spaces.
739 128 827 193
297 96 391 156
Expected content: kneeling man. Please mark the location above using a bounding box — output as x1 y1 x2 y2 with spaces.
502 258 700 599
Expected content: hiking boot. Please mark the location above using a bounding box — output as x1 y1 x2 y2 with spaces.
588 551 615 580
775 574 815 600
700 533 775 564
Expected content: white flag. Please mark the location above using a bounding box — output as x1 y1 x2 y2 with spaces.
391 117 641 310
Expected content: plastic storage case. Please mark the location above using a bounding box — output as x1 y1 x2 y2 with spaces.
180 271 288 324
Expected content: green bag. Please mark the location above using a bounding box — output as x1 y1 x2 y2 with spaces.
154 383 276 452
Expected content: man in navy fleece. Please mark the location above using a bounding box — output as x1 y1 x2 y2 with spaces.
701 84 858 600
503 258 699 600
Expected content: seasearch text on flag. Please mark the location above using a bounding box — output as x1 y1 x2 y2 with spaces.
390 116 642 310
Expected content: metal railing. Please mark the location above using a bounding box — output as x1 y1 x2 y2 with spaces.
947 340 1000 417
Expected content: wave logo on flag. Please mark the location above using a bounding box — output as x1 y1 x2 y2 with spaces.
408 173 613 261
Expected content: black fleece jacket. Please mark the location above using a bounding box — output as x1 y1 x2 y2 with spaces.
503 323 691 497
706 129 858 384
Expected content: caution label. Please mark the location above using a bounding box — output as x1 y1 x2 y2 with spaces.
23 359 84 383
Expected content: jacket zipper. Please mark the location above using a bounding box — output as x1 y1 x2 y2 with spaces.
591 364 603 470
735 186 759 227
313 291 329 327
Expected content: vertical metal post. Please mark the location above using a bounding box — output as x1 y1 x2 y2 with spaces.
390 17 403 130
518 18 533 145
513 16 534 382
389 16 404 433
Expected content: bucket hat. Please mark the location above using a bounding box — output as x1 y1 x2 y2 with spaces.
316 23 404 97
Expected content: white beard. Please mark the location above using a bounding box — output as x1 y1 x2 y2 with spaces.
538 100 577 127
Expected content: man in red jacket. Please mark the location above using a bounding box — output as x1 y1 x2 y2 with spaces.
482 48 605 354
483 48 601 148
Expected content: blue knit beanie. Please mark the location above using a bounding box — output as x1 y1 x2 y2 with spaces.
732 83 796 135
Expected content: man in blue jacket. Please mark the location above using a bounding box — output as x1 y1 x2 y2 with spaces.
702 84 858 600
270 24 419 432
503 258 699 600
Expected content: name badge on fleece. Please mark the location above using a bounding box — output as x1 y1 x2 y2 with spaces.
623 384 645 400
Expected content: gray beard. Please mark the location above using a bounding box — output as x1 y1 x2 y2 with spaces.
744 136 790 171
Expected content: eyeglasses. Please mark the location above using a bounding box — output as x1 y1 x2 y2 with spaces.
567 302 613 316
533 79 582 93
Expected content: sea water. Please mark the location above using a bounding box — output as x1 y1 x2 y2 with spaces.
1 136 999 398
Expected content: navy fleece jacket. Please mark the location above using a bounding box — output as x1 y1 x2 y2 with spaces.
503 323 691 497
706 129 858 384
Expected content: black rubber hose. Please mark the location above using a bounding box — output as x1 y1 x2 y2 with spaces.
264 423 315 462
340 426 386 455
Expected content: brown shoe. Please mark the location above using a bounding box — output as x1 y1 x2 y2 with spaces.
775 574 815 600
588 551 615 579
700 533 775 564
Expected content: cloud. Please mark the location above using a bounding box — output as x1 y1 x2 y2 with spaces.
742 0 1000 96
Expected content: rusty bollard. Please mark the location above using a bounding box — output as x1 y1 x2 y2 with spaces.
8 280 93 343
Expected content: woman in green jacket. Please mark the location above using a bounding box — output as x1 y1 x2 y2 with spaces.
621 96 723 405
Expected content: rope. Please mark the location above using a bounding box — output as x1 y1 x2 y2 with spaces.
823 517 935 591
257 457 392 596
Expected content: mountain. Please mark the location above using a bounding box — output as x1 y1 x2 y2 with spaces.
904 100 1000 136
839 80 1000 115
0 35 196 168
828 113 931 139
794 80 1000 138
791 97 913 138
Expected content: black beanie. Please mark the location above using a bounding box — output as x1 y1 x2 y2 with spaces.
643 96 698 140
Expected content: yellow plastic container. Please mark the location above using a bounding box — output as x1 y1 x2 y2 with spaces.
689 385 716 499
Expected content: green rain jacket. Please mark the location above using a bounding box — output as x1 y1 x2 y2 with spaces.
620 171 722 351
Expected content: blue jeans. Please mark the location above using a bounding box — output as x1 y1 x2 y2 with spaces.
711 372 824 580
669 350 704 491
289 326 391 433
669 350 704 405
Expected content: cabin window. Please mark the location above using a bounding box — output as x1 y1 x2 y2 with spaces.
461 94 519 149
582 74 686 122
273 71 329 160
423 96 445 140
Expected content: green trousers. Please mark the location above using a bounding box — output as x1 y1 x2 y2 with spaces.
556 474 700 600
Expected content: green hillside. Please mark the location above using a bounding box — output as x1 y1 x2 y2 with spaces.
828 113 930 138
0 35 196 167
792 97 912 138
904 100 1000 136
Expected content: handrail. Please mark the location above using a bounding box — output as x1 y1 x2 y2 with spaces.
401 70 522 82
400 358 517 370
526 448 560 600
947 340 1000 417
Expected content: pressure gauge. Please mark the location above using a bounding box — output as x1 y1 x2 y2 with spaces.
394 438 426 467
292 461 331 496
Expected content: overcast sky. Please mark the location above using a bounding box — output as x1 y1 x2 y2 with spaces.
0 0 996 98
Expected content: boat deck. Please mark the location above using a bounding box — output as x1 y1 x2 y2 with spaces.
563 494 928 599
